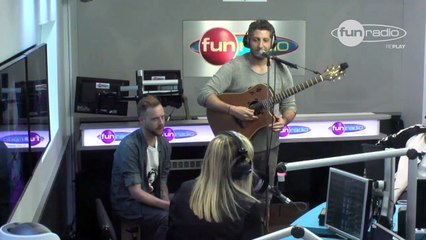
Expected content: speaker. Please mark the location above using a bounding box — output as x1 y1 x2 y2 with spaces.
223 131 252 180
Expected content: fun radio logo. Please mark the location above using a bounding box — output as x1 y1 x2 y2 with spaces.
0 132 44 146
99 130 116 144
330 122 366 135
174 130 197 139
280 126 290 137
289 125 311 134
163 128 176 141
331 122 346 135
280 125 311 137
29 132 43 146
331 19 407 47
190 27 299 65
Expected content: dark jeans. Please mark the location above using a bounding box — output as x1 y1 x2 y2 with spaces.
252 146 279 229
122 204 168 240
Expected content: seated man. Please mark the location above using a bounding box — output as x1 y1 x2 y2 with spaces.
111 95 171 240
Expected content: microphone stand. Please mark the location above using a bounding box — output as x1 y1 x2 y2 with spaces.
271 57 321 75
263 54 272 231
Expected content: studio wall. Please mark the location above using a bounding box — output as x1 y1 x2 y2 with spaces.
75 0 425 126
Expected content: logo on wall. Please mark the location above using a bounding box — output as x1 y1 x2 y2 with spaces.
189 27 299 66
279 125 311 138
163 128 176 141
280 126 291 137
331 19 407 48
331 122 345 135
330 122 366 135
99 130 116 144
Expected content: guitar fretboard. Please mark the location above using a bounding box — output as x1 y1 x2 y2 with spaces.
261 74 325 109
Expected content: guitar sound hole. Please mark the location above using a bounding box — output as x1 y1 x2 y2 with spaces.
249 101 264 115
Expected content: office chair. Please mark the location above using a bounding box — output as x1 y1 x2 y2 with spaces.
95 198 118 240
96 198 141 240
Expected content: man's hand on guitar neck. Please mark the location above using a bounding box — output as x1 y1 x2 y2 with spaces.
268 115 286 132
269 110 296 132
229 105 259 121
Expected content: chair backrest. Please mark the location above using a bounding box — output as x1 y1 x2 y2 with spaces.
96 198 118 240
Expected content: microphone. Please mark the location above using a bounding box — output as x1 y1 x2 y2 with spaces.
259 50 298 70
270 185 292 204
276 162 287 172
252 170 292 204
276 162 287 199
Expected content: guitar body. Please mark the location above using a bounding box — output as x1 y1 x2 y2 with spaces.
206 84 274 139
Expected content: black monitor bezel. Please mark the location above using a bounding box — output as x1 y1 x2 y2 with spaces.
416 178 426 228
325 167 372 240
74 76 130 116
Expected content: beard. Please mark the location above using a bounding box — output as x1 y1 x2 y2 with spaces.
250 50 266 60
145 125 164 137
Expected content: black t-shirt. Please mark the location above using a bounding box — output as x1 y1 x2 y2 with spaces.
167 179 263 240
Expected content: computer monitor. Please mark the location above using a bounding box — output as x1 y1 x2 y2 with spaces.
74 76 129 115
325 167 372 240
19 43 49 119
416 178 426 228
0 54 27 226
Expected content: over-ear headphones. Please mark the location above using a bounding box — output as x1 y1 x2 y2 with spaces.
242 20 277 49
223 131 252 180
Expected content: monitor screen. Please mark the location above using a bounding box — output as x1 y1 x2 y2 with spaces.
0 55 26 125
74 76 129 116
21 43 49 120
325 167 372 240
417 179 426 228
0 55 27 226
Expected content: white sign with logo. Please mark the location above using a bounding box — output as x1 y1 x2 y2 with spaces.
331 19 407 48
183 20 306 77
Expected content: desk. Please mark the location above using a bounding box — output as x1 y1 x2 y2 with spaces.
277 203 426 240
279 203 340 240
78 112 389 150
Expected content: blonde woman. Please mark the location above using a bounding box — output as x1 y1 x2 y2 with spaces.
167 131 263 239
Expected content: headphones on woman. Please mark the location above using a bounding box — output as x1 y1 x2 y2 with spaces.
222 131 252 180
242 19 277 49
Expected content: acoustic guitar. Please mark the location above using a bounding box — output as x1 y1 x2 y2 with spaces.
206 62 349 139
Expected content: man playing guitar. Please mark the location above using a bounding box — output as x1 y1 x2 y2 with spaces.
197 19 297 229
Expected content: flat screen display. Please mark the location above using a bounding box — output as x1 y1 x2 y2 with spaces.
416 178 426 228
0 54 27 226
325 167 372 240
74 76 129 116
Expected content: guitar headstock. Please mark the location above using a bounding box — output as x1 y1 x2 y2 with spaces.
321 62 348 81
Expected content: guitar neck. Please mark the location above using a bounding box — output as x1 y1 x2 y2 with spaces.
263 74 325 108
